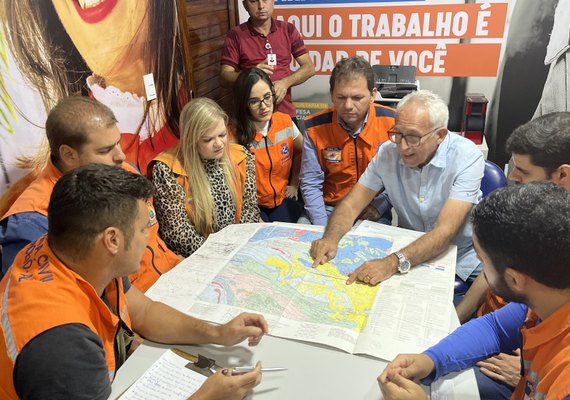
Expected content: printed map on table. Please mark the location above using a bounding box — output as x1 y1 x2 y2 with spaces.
197 225 393 332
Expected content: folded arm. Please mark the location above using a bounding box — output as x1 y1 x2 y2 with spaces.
273 53 315 104
422 302 527 384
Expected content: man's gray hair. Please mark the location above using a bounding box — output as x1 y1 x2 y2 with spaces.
397 90 449 129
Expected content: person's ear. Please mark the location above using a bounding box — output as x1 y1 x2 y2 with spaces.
552 164 570 189
370 87 377 103
504 267 528 292
58 144 79 171
102 227 121 256
435 128 448 144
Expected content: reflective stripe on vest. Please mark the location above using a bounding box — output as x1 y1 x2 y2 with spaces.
1 278 17 362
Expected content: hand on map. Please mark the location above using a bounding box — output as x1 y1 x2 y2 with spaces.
190 362 262 400
310 237 338 267
346 256 398 285
216 312 269 347
476 349 521 387
377 354 433 400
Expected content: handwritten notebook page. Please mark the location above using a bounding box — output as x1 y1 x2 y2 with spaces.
119 349 207 400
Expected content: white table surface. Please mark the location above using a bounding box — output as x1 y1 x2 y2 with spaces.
110 312 479 400
111 222 480 399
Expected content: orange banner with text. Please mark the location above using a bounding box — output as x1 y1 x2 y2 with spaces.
275 2 508 77
305 43 502 76
275 3 508 40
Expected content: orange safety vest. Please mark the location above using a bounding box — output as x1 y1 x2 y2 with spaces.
0 236 131 399
477 289 538 330
477 289 509 317
120 163 180 291
304 103 395 205
151 143 248 225
1 159 179 292
246 112 296 208
512 302 570 399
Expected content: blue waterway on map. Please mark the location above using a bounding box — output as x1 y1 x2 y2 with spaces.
250 226 393 275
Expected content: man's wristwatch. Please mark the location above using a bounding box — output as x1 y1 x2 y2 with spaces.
394 251 411 274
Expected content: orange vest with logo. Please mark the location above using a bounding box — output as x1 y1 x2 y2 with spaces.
512 302 570 399
0 236 131 399
246 112 296 208
151 143 248 225
1 160 179 292
304 103 395 205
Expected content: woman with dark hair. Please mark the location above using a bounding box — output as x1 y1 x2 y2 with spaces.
0 0 188 175
233 68 303 223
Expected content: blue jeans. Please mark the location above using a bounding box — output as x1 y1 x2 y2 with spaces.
473 365 514 400
297 205 392 226
260 198 303 223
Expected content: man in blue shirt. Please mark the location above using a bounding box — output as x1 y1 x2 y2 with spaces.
378 183 570 400
311 90 484 286
299 56 395 226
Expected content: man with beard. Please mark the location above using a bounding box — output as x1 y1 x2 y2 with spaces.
378 182 570 400
454 112 570 399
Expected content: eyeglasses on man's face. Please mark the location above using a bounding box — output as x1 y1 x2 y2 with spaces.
248 93 274 109
387 126 441 147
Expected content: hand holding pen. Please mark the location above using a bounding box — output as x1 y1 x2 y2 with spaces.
222 365 287 375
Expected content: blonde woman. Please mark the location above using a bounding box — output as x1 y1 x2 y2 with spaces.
151 98 260 257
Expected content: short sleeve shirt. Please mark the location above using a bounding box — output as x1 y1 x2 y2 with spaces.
359 132 485 280
221 18 309 117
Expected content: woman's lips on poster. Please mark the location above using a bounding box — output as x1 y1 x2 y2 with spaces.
74 0 118 24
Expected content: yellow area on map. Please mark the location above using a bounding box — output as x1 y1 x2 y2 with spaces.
264 255 379 332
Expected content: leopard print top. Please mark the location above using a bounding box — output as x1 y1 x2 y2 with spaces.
152 151 260 257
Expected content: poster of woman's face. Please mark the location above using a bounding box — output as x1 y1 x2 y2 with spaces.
0 0 188 193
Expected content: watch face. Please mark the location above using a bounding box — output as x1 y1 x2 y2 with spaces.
398 260 411 273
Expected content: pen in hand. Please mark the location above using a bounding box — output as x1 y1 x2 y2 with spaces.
222 367 287 375
234 366 287 373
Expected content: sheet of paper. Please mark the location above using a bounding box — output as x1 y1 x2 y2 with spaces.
147 222 456 361
119 349 207 400
430 377 455 400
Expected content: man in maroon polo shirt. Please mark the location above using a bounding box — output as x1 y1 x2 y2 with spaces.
220 0 315 121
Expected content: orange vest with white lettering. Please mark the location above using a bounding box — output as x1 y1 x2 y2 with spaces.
0 236 131 399
1 159 179 292
304 103 395 205
246 112 296 208
151 143 248 225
